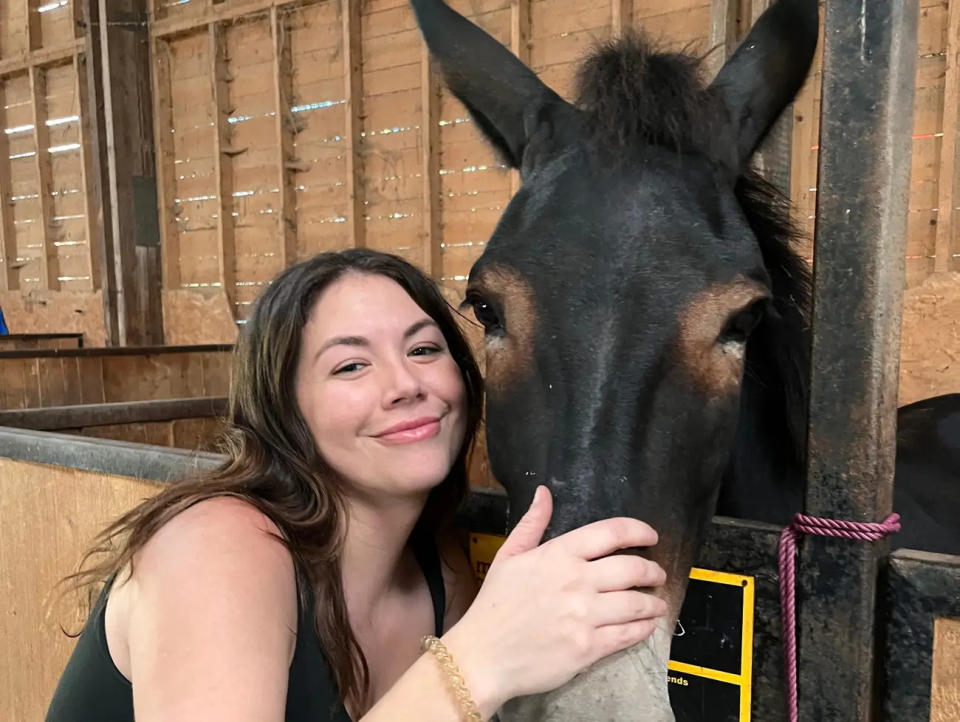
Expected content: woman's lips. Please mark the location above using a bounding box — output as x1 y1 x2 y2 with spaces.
374 418 441 444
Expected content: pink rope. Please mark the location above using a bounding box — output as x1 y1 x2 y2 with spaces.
777 512 901 722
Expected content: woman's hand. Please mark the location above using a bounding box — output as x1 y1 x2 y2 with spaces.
442 485 667 714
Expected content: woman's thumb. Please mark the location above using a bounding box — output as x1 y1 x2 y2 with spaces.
497 486 552 558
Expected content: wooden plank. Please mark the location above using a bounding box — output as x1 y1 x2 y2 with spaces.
0 39 84 77
209 22 236 317
29 64 59 290
936 0 960 273
0 79 18 291
421 43 441 276
74 51 101 293
707 0 738 79
94 0 163 344
25 0 40 52
151 0 303 38
509 0 531 196
79 0 118 342
151 37 179 289
271 6 297 269
611 0 632 35
343 0 366 247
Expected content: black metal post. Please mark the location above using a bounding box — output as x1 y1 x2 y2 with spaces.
800 1 918 720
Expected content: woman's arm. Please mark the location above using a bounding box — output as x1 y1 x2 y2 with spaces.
123 497 298 722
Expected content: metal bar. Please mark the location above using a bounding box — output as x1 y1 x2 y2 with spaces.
271 6 297 270
420 44 441 276
342 0 365 248
509 0 530 196
150 37 180 290
0 343 231 360
209 22 236 318
800 2 918 719
29 64 59 291
0 79 18 292
936 0 960 273
0 396 228 430
0 40 85 77
0 425 222 483
150 0 302 38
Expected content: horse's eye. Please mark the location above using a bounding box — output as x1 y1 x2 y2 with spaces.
718 299 768 346
470 298 503 334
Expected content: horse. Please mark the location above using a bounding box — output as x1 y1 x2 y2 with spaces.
410 0 960 719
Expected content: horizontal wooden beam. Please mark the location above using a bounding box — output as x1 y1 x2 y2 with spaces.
0 396 228 430
151 0 301 38
0 40 85 78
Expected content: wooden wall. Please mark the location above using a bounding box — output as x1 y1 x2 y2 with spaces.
932 616 960 721
0 345 231 410
0 0 958 399
0 0 105 342
0 458 163 722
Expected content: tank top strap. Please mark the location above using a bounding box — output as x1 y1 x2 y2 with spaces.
411 532 446 637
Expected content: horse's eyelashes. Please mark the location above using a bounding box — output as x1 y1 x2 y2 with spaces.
718 299 768 346
469 297 504 334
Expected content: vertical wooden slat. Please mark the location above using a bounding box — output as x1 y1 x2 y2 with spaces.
151 37 179 289
342 0 365 248
420 46 441 277
209 22 235 317
74 51 101 292
271 6 297 270
509 0 531 196
707 0 738 79
29 64 58 291
25 0 41 51
611 0 632 35
936 0 960 273
0 80 18 291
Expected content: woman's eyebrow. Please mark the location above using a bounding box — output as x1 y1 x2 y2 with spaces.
315 319 439 361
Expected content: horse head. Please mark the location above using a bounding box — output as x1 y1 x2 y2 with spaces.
412 1 818 718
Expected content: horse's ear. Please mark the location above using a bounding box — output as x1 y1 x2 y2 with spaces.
410 0 577 173
708 0 818 173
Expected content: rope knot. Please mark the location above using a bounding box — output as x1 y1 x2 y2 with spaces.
777 512 901 722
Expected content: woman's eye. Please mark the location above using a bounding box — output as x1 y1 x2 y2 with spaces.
333 362 366 375
410 345 440 357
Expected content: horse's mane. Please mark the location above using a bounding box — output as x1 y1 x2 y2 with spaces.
574 34 812 469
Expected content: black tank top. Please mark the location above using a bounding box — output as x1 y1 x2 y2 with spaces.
46 535 447 722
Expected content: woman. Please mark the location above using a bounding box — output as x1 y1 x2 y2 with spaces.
47 249 667 721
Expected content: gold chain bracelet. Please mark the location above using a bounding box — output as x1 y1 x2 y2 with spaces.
420 635 484 722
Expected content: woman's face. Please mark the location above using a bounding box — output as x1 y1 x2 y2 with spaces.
295 272 468 502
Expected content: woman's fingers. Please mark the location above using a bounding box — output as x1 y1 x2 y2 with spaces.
552 517 659 560
590 590 669 627
588 554 666 592
592 618 663 660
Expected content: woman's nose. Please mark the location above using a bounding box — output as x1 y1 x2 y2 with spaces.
383 360 425 406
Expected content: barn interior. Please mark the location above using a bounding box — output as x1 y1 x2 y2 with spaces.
1 1 958 720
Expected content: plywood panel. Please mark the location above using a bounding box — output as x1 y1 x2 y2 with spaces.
0 459 163 722
932 616 960 722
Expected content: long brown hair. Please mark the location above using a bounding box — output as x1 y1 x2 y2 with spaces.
63 249 484 713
